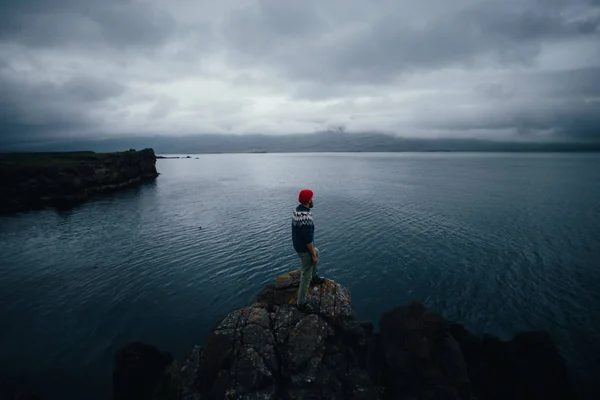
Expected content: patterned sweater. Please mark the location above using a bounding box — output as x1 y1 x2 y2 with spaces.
292 204 314 253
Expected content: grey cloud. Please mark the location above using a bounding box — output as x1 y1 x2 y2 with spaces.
0 68 125 145
0 0 177 49
0 0 599 147
474 67 600 99
475 83 516 100
60 75 125 103
149 96 180 120
222 0 600 84
91 4 176 49
503 100 600 140
521 68 600 98
469 4 600 40
418 94 600 140
0 72 124 110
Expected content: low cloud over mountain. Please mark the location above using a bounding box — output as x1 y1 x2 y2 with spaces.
1 0 599 150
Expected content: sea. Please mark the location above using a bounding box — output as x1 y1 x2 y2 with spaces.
1 153 599 399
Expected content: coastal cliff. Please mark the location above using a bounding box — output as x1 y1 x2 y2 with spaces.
0 148 159 214
114 270 575 400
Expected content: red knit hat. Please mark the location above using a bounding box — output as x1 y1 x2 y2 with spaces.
298 189 313 204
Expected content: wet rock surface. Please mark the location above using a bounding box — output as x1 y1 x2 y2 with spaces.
114 270 576 400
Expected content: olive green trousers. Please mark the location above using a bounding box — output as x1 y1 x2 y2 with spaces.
296 247 319 305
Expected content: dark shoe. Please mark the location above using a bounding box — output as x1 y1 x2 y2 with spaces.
311 276 326 285
298 303 315 313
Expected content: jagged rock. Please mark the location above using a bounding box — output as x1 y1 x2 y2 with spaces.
0 148 159 214
256 270 353 319
155 346 203 400
256 270 301 307
509 331 574 399
190 272 378 400
379 301 472 400
448 324 576 400
286 314 330 371
113 342 173 400
193 303 376 399
115 271 575 400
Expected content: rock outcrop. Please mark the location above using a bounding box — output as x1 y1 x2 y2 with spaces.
113 342 174 400
114 270 576 400
0 149 159 214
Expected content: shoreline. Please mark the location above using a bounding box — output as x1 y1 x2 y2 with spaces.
0 148 159 214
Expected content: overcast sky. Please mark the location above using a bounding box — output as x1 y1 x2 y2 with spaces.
1 0 599 145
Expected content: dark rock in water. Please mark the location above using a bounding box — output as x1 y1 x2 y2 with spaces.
0 148 159 214
508 331 574 399
379 301 471 399
113 342 173 400
185 156 191 159
153 345 203 400
448 324 576 400
115 271 576 400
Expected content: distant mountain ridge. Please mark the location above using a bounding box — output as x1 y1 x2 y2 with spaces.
3 131 600 153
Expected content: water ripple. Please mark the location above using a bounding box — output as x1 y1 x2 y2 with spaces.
1 154 600 399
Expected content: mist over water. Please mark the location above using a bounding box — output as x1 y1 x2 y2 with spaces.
1 153 599 399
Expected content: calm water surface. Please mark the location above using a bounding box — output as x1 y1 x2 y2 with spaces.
1 153 599 399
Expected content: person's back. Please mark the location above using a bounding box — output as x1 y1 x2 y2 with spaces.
291 189 325 313
292 203 314 253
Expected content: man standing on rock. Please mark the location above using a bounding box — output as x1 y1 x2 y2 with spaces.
292 189 325 313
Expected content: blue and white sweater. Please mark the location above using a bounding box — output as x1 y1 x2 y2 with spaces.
292 204 314 253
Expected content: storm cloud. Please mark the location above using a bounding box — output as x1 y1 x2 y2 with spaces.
1 0 599 147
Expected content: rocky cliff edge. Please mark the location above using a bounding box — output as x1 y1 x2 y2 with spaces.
0 148 159 214
114 270 576 400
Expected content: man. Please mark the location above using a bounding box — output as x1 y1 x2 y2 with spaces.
292 189 325 313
